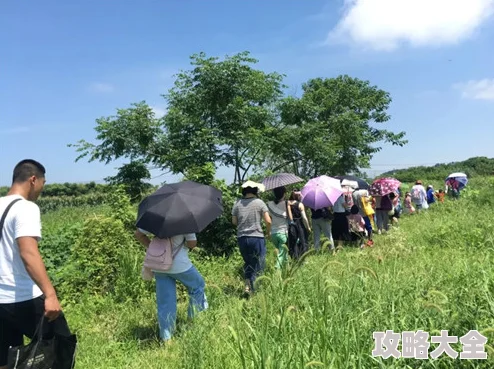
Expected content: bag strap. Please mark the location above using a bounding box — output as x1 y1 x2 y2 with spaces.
170 236 189 259
266 202 287 219
32 315 46 341
0 198 22 242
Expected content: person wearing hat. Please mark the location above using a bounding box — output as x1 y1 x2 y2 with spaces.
410 180 427 212
232 182 271 295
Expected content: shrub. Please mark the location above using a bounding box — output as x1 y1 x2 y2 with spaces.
39 222 83 286
58 215 138 300
103 185 137 231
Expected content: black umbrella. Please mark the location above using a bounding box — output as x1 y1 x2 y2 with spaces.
262 173 304 191
136 180 223 238
334 175 370 190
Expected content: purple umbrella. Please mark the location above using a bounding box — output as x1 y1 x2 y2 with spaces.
301 175 344 210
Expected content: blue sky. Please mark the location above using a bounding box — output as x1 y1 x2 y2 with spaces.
1 0 494 186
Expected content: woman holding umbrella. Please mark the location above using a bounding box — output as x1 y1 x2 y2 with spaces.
134 180 223 342
232 182 272 295
266 186 292 269
135 229 207 341
369 178 401 234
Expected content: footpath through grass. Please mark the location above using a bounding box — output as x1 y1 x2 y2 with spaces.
51 179 494 368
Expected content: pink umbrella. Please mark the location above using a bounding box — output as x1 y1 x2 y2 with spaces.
301 175 344 209
369 177 401 196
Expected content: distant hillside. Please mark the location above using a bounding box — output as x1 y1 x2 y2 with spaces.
381 156 494 182
0 182 108 197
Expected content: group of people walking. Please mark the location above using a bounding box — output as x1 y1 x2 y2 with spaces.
1 158 465 356
231 177 459 296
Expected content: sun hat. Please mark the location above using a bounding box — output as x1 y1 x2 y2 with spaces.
241 180 265 193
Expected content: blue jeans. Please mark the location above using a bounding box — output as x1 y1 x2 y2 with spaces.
154 266 208 340
238 236 266 291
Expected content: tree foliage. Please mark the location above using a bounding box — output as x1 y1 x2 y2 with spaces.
382 156 494 182
105 161 154 202
70 51 285 186
163 51 285 184
268 76 407 178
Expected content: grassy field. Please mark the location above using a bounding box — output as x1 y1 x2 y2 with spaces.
41 178 494 368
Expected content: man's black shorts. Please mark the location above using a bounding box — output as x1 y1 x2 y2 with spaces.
0 295 71 366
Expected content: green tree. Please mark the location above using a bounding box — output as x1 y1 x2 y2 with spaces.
69 102 166 194
164 51 285 184
105 161 153 202
267 76 407 178
70 51 285 185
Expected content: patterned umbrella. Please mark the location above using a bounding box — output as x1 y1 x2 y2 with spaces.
369 177 401 197
262 173 304 191
301 175 343 209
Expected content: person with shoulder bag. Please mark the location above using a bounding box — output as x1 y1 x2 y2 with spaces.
0 160 74 369
134 229 208 341
287 190 311 259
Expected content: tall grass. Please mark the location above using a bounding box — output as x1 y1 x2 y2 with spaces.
49 178 494 368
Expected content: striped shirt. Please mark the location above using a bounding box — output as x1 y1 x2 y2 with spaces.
232 197 268 238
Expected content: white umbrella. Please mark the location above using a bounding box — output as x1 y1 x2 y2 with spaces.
447 172 467 178
341 179 359 188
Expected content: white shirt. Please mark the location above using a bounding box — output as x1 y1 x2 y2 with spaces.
0 195 43 303
411 185 427 205
139 229 196 274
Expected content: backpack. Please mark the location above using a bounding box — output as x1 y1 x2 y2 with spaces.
411 187 422 203
143 237 181 272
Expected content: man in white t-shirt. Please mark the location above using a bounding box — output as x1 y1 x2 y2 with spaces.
0 159 71 369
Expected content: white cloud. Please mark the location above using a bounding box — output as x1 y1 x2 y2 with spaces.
150 106 167 118
454 79 494 100
328 0 494 51
89 82 115 93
